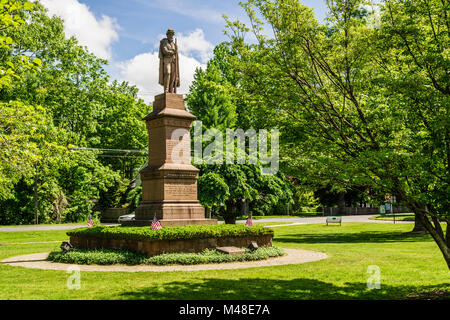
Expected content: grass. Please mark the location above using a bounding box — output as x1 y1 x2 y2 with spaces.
370 214 415 221
0 222 448 300
0 230 70 244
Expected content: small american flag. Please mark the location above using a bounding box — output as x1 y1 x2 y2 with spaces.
151 215 162 230
245 214 253 227
88 214 94 227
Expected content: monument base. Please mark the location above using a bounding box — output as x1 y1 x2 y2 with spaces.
135 200 209 218
121 219 218 227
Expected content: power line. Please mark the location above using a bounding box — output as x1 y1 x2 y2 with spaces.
68 147 147 154
1 118 150 126
97 155 146 159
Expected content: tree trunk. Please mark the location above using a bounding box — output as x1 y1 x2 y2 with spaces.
337 192 346 215
223 200 238 224
414 207 450 270
223 215 237 224
410 212 428 233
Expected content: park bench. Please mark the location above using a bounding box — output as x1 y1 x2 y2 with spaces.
326 216 342 226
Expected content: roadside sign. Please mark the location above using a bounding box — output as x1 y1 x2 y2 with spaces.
385 193 390 201
379 205 386 215
385 203 391 211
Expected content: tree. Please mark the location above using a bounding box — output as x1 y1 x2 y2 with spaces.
4 3 150 164
187 42 294 223
225 0 450 268
92 80 150 179
197 171 230 211
197 162 293 223
0 2 148 223
0 0 44 200
187 43 238 131
0 0 39 88
377 0 449 233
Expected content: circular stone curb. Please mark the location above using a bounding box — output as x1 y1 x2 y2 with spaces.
1 249 327 272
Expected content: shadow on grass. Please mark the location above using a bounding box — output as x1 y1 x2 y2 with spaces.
274 230 433 244
115 277 449 300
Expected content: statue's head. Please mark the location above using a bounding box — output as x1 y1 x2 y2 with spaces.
166 28 175 41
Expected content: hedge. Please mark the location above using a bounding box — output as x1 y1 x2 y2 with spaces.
47 247 285 266
67 224 274 242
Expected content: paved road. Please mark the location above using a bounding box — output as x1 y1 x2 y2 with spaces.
236 215 413 224
0 215 412 232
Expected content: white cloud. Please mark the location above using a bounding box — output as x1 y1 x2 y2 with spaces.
176 29 215 64
117 29 213 103
38 2 213 103
40 0 120 60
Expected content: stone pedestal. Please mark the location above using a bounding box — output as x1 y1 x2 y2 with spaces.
122 93 217 227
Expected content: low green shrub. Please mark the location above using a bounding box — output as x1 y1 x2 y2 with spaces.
147 247 284 265
47 249 145 265
67 224 274 242
47 247 285 266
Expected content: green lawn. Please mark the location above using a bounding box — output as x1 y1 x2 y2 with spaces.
0 222 86 228
0 223 448 300
0 230 70 243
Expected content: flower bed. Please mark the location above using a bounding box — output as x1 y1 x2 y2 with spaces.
68 224 274 257
47 247 285 266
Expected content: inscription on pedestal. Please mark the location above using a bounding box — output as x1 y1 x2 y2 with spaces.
165 183 197 199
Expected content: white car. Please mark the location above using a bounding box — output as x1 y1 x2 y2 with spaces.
118 213 135 223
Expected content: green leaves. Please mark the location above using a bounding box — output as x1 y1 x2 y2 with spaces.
227 0 449 215
0 101 50 199
47 246 285 266
187 41 294 220
196 161 293 220
187 44 238 131
0 2 149 224
0 1 38 89
224 0 450 266
0 0 33 28
198 172 230 208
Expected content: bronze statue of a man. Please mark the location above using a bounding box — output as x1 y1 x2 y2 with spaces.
159 28 180 93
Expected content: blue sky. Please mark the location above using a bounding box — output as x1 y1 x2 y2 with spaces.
79 0 328 62
39 0 329 100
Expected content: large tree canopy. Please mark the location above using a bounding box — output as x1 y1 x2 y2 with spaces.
187 43 294 222
223 0 449 268
0 1 150 224
0 0 45 200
